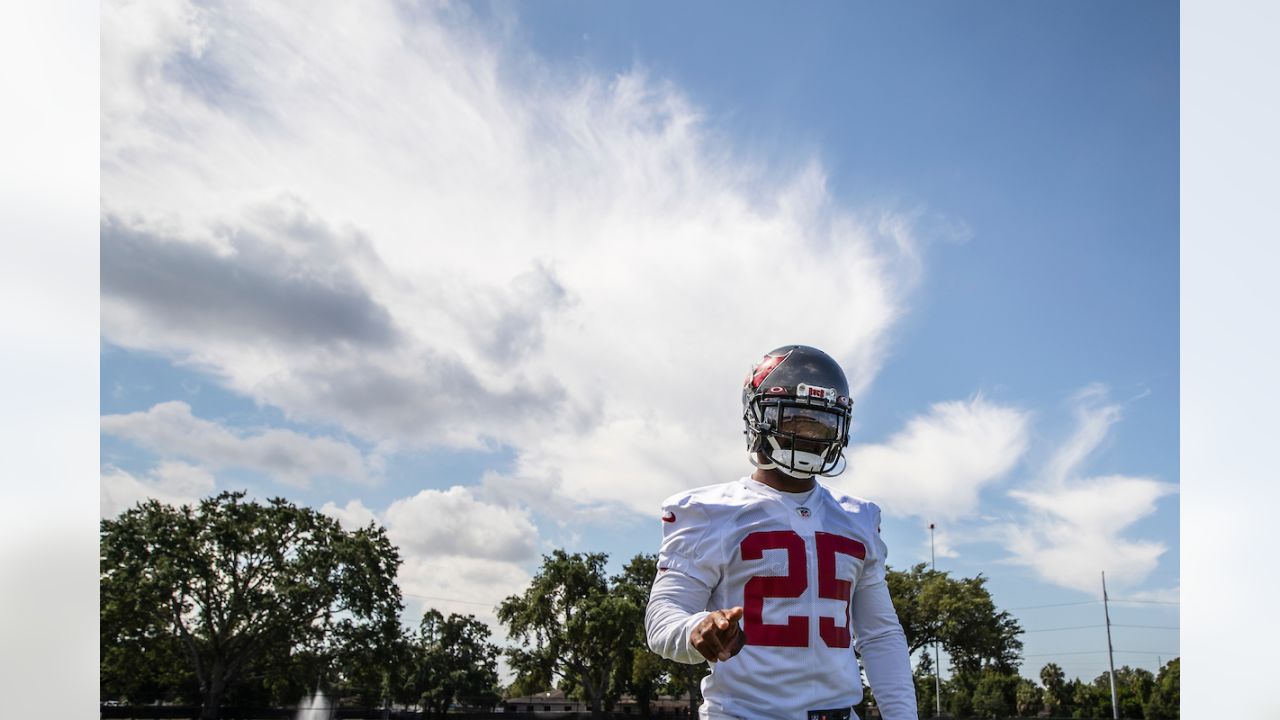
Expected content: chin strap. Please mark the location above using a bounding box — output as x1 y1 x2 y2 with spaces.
819 453 848 477
748 450 818 480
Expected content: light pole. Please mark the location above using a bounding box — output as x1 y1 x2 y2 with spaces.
930 522 942 717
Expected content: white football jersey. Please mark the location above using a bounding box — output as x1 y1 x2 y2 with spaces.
646 477 915 720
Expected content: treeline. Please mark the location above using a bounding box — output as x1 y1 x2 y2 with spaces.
888 564 1179 719
102 492 1178 720
907 658 1179 719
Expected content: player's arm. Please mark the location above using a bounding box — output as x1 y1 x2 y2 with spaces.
645 500 744 664
850 507 917 720
648 572 745 663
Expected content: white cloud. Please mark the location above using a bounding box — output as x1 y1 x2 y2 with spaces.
829 395 1030 521
100 0 926 518
399 555 532 629
100 461 216 518
383 486 540 563
1000 388 1176 593
318 498 379 530
320 486 539 631
101 401 378 487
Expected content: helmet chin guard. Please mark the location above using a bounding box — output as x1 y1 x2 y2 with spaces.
749 447 848 479
742 345 853 478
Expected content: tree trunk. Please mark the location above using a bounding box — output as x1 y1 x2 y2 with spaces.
679 664 701 718
687 691 698 719
201 672 227 720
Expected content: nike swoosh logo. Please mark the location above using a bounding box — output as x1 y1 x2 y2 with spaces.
662 511 676 523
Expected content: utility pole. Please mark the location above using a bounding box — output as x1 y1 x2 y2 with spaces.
1102 571 1119 720
931 523 942 717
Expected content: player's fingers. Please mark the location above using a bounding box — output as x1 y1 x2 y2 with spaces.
692 619 724 662
702 627 726 659
724 606 745 623
707 613 735 661
712 609 731 631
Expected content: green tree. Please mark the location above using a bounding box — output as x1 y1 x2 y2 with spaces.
971 670 1019 719
1143 657 1178 720
913 649 941 718
886 563 1024 674
1040 662 1071 716
406 609 501 719
1015 677 1044 717
100 614 196 704
1071 677 1109 719
497 550 646 720
943 671 978 719
100 492 403 720
1092 666 1154 719
333 618 413 710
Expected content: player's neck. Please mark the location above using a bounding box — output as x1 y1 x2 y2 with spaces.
751 467 817 494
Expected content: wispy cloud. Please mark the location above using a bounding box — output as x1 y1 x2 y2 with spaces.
101 401 379 487
100 0 927 516
1000 387 1176 593
830 395 1030 521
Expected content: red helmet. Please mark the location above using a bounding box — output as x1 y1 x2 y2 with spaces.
742 345 853 478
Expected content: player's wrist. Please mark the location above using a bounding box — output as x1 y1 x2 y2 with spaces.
682 611 712 654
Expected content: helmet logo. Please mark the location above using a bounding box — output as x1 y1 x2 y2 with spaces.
748 352 790 390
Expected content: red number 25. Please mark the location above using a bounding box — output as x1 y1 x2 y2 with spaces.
740 530 866 649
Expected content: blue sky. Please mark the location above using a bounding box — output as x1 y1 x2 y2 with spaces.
99 0 1178 683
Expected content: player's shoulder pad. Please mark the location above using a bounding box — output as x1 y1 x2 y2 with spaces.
659 481 746 526
826 490 883 524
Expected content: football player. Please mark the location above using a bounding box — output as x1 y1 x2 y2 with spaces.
645 345 916 720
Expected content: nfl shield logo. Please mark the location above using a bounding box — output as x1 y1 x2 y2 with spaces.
798 507 811 518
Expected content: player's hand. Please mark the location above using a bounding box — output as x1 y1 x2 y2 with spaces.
690 606 745 663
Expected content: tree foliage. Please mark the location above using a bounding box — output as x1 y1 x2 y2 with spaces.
1040 662 1070 715
970 670 1019 719
497 550 646 720
1014 677 1043 717
1144 658 1179 720
405 609 501 718
887 563 1024 674
100 491 402 719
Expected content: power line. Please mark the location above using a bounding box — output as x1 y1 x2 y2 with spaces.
1008 600 1099 611
1024 624 1104 633
1023 623 1178 633
1008 598 1179 611
1023 650 1178 658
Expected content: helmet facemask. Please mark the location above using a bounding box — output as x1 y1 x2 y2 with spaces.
745 396 850 479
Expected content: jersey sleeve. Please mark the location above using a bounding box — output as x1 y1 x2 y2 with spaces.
655 496 723 590
644 496 724 664
851 503 917 720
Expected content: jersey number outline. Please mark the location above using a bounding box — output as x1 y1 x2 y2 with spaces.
740 530 866 648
